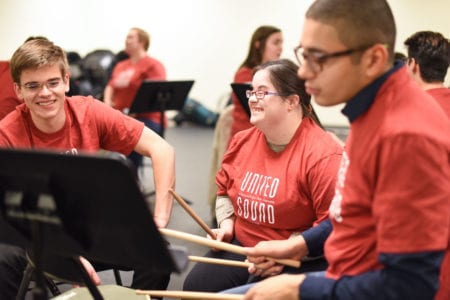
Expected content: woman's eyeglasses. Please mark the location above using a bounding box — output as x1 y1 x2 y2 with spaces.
245 90 286 100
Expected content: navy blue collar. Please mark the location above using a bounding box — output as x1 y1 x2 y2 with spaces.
342 60 404 123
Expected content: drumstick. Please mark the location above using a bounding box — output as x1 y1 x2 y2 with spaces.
160 228 300 268
169 188 217 239
136 290 244 299
188 255 251 268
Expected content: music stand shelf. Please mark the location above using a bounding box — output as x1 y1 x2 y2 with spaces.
0 149 188 300
130 80 195 204
130 80 194 137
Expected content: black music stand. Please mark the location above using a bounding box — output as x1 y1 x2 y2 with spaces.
130 80 194 203
130 80 194 137
0 149 188 300
230 82 252 118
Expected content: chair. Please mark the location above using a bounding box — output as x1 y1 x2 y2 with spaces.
207 104 234 223
79 49 116 100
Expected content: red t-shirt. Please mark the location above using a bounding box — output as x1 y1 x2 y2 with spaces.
428 87 450 119
230 66 253 138
0 96 144 155
0 61 22 120
427 87 450 300
325 68 450 284
107 56 166 125
217 117 342 247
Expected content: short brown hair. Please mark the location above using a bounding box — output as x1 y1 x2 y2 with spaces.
10 38 68 83
131 27 151 51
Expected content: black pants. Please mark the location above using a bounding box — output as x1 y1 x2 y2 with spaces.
183 238 328 292
0 244 27 299
183 245 248 292
131 264 170 291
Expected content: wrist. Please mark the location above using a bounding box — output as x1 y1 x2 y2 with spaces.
292 235 309 260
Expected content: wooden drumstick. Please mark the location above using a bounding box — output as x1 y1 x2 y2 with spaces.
188 255 251 268
160 228 300 268
136 290 244 299
169 188 217 239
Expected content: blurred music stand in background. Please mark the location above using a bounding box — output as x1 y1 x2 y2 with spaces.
130 80 195 203
230 82 252 118
0 149 188 300
130 80 194 137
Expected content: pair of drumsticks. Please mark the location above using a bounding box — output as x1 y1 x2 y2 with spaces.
162 188 300 268
138 188 300 299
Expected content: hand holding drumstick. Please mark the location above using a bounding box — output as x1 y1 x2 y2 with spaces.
167 189 300 269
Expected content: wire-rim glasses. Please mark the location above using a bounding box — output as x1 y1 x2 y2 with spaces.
21 78 63 93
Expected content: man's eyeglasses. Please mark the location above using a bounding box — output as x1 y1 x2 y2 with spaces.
246 90 286 100
21 78 63 93
293 45 373 73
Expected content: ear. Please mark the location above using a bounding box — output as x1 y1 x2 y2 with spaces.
362 44 390 78
13 82 24 100
286 94 300 111
408 58 420 75
64 73 70 93
254 40 260 49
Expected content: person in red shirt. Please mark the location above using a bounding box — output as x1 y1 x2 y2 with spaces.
104 27 166 171
0 61 22 120
404 30 450 300
0 38 175 298
230 25 283 139
208 26 284 223
404 30 450 118
183 59 342 293
224 1 449 300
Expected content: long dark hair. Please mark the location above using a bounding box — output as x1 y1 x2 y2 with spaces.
240 25 281 69
255 59 322 128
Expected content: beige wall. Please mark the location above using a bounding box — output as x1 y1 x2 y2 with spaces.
0 0 449 126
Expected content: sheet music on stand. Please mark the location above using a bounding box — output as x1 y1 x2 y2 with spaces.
0 149 188 300
230 82 252 118
130 80 194 137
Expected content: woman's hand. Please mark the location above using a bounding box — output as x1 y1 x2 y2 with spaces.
208 217 235 251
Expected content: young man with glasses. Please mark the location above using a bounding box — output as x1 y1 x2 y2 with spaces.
227 1 449 299
0 38 175 297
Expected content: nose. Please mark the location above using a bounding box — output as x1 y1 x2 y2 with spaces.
297 63 313 80
38 83 52 96
248 94 258 103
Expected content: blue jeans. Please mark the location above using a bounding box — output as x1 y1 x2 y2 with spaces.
220 271 326 295
128 118 162 172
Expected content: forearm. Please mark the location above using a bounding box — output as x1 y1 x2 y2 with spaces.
103 85 114 106
135 127 175 228
151 142 175 228
301 219 332 258
300 251 444 300
215 195 234 227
